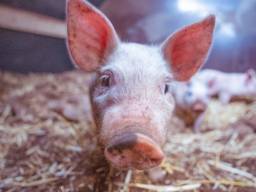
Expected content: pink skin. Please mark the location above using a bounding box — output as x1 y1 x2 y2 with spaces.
194 69 256 104
174 69 256 113
67 0 215 170
171 80 209 113
172 69 256 131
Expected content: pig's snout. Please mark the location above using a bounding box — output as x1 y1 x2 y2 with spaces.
192 100 207 113
104 133 164 170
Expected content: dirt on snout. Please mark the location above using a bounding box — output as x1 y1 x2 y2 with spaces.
0 70 256 192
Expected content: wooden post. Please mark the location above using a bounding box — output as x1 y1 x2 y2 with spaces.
0 4 66 39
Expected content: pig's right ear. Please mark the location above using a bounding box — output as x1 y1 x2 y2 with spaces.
67 0 119 72
161 15 215 81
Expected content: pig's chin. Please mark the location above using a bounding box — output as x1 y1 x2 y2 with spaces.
104 133 165 170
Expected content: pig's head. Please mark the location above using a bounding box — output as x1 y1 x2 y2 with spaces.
66 0 215 170
183 78 210 113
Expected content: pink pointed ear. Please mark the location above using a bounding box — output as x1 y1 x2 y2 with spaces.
162 15 215 81
67 0 119 72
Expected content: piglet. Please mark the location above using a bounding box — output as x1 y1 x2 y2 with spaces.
66 0 215 170
172 69 256 111
170 79 209 113
170 80 209 128
196 69 256 103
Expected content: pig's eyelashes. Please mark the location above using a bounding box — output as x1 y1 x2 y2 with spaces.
164 76 173 94
94 71 115 96
164 84 169 94
100 75 111 87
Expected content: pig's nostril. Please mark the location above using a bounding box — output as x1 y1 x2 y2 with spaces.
104 133 164 170
107 133 137 152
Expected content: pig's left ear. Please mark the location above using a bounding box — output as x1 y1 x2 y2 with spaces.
162 15 215 81
67 0 119 72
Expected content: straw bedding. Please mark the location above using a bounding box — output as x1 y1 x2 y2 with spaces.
0 71 255 192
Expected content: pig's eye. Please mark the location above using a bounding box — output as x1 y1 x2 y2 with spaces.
164 84 169 94
100 75 111 87
186 91 193 98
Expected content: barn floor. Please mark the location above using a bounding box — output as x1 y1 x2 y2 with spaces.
0 70 256 192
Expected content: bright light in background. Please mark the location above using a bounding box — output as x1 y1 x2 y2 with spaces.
177 0 237 38
219 23 236 38
177 0 210 17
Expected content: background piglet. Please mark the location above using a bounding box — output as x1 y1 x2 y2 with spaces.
66 0 215 170
172 69 256 129
171 78 209 113
172 69 256 112
170 80 209 128
196 69 256 103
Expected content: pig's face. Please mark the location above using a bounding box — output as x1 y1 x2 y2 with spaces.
183 79 210 112
67 0 215 170
90 44 175 169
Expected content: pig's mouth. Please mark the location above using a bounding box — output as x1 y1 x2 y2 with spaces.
104 133 164 170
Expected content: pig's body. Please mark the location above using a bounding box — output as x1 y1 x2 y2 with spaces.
173 69 256 111
196 69 256 103
171 69 256 129
66 0 215 170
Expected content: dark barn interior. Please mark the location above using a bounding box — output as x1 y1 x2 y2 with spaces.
0 0 255 72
